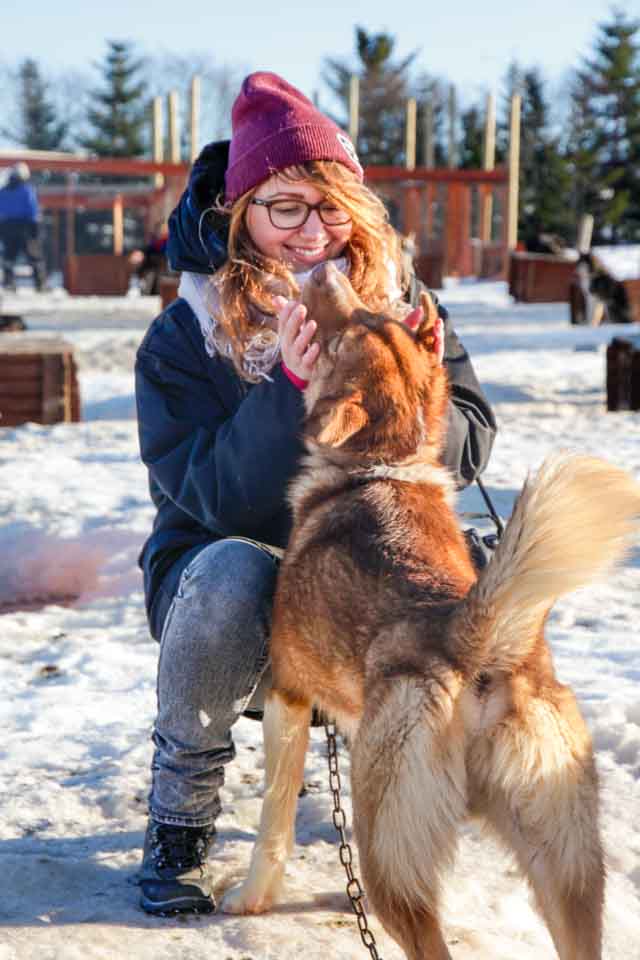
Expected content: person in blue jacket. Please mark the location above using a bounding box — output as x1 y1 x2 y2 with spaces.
0 162 46 291
135 71 497 916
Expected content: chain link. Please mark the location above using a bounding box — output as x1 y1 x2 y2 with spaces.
325 722 383 960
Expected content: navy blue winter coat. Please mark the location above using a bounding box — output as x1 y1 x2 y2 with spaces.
135 142 497 635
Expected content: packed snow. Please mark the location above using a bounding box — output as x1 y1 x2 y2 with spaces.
591 245 640 281
0 278 638 960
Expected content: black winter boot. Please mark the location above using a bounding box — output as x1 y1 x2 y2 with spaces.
139 818 216 915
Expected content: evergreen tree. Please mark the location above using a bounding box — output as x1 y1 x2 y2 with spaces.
84 40 147 157
15 58 67 150
459 104 484 169
414 74 447 167
562 75 602 242
495 60 523 164
567 11 640 242
495 62 573 244
518 68 573 245
322 27 417 165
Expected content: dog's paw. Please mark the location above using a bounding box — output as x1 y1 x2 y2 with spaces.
219 881 275 915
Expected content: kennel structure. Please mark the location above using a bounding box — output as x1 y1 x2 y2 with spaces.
366 166 510 287
0 150 511 294
0 150 189 294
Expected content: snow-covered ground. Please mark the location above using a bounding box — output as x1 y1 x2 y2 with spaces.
0 279 638 960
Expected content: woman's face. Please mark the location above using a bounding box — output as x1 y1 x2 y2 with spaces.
245 173 353 271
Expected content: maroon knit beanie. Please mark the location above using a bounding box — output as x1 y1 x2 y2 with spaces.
224 71 363 203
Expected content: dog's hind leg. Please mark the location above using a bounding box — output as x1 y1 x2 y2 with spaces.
350 673 466 959
470 696 604 960
221 690 311 914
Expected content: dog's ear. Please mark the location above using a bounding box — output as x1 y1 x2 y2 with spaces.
316 393 369 448
415 291 442 355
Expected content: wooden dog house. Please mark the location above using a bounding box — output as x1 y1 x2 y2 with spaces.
509 251 578 303
0 336 80 427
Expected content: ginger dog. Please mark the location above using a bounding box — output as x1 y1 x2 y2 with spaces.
222 261 640 960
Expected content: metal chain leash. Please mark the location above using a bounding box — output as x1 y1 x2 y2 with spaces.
325 722 383 960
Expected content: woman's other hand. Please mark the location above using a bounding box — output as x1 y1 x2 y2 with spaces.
403 303 445 365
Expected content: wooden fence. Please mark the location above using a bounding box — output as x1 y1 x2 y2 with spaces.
365 166 510 284
1 147 512 291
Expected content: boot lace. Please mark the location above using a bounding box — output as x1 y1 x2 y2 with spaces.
151 823 212 872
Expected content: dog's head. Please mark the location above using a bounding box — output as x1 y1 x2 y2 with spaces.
300 262 449 465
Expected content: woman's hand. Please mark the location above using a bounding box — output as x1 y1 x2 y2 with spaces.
273 295 320 382
403 303 445 365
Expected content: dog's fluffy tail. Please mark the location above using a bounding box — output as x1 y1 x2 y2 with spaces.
448 453 640 675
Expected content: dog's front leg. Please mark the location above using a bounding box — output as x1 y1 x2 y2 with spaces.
221 690 311 914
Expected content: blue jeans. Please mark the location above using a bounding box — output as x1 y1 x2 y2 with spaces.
149 538 279 828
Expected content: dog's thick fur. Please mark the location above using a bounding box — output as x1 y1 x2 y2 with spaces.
222 262 640 959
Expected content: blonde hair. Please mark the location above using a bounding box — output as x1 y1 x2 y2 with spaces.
210 161 406 381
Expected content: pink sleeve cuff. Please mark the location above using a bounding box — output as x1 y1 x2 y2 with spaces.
281 362 309 391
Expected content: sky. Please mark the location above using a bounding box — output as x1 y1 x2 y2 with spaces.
2 0 635 108
0 276 639 958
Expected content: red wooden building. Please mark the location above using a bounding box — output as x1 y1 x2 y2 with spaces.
0 151 510 294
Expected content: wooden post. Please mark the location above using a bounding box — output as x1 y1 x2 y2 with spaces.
402 184 421 248
348 74 359 146
577 213 594 254
480 93 496 244
405 98 416 171
425 181 434 243
444 182 471 277
423 98 435 168
447 85 457 168
65 172 75 259
51 209 60 272
190 75 201 163
152 96 164 189
112 194 124 255
167 91 180 164
575 213 601 324
507 94 521 250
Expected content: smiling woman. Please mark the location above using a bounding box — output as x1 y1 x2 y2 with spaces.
133 69 496 918
245 179 353 271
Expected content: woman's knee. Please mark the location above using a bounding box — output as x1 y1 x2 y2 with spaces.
156 540 277 721
167 539 278 640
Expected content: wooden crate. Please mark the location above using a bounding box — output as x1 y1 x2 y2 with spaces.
622 279 640 324
159 274 180 310
509 252 577 303
606 335 640 411
64 254 132 296
414 252 444 290
478 243 507 279
0 336 81 427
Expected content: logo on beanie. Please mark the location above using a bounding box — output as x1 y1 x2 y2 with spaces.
336 133 362 173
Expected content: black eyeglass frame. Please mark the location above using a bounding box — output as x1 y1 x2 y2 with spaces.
250 197 351 230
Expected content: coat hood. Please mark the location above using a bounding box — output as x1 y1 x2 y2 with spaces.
167 140 231 275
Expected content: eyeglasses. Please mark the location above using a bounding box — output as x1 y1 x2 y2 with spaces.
250 197 351 230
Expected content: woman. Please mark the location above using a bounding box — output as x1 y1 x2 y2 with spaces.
135 71 496 915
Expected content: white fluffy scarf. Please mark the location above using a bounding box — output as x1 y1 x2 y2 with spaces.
178 256 401 382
